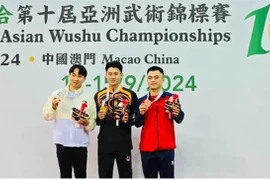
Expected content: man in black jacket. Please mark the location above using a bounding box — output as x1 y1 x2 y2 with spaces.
94 61 138 178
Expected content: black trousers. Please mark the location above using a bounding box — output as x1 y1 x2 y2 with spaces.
98 150 132 178
141 150 175 178
56 144 88 178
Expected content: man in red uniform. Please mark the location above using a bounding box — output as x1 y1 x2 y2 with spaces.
135 66 185 178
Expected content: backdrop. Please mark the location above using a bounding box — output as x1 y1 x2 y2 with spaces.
1 0 270 178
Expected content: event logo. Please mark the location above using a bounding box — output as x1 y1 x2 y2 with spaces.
245 4 270 57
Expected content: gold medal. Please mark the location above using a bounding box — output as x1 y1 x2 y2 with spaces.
100 105 107 113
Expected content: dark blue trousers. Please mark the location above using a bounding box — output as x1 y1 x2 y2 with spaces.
140 150 174 178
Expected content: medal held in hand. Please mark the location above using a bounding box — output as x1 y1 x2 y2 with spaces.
100 100 108 113
165 94 179 119
114 99 128 126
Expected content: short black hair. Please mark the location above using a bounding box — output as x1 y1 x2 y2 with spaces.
69 64 87 77
105 61 123 72
147 66 164 75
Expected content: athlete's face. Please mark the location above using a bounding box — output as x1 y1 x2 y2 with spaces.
106 67 123 87
147 70 164 90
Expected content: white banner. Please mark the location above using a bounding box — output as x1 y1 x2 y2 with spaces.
1 0 270 178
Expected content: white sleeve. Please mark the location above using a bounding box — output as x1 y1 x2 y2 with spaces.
42 91 58 121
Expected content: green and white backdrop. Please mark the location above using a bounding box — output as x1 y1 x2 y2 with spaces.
0 0 270 178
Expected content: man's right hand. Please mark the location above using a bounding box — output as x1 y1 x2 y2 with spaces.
52 97 61 110
139 100 151 115
139 102 147 115
98 111 106 120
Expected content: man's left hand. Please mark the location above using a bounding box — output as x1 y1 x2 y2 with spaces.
122 112 129 123
172 102 181 117
78 116 89 126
